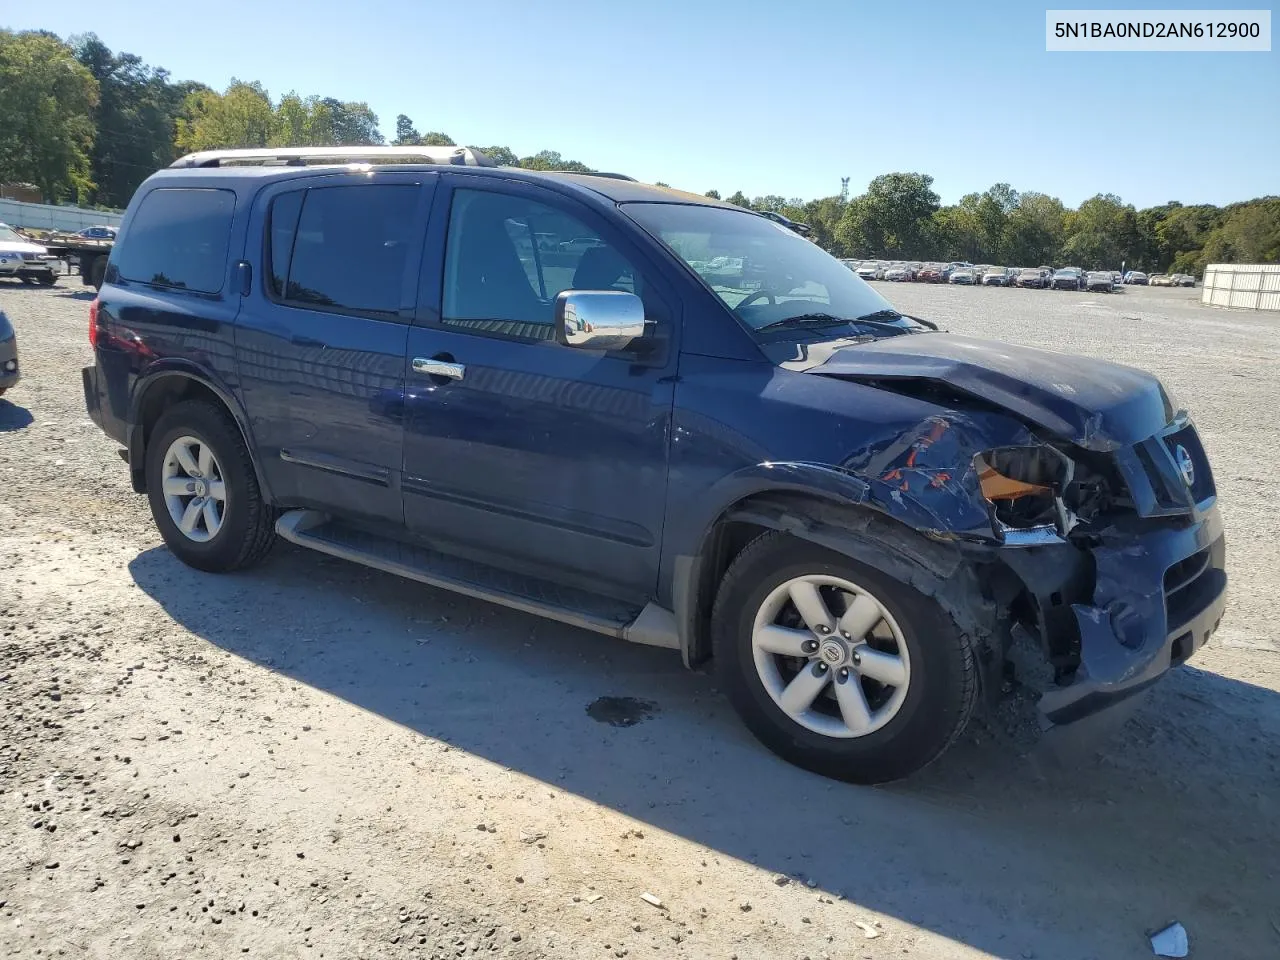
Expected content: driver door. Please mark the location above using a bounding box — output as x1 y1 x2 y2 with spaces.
400 176 679 600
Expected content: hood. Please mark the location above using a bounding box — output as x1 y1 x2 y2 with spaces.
0 240 48 256
784 333 1172 450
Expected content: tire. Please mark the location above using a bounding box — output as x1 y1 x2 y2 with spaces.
712 531 977 784
19 276 34 285
145 399 276 572
37 273 56 287
88 255 107 290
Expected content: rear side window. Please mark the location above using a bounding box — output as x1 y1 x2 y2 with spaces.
268 184 419 317
115 188 235 293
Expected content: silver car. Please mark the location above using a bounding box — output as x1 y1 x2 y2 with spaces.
0 223 57 286
0 310 19 397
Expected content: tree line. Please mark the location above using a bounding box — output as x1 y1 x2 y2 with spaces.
1 28 1275 275
709 175 1279 277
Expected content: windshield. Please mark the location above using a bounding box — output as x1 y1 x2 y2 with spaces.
0 224 27 243
622 203 924 335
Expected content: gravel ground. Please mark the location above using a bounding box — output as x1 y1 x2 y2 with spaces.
1 279 1277 960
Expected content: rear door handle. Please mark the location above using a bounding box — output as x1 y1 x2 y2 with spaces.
412 357 465 381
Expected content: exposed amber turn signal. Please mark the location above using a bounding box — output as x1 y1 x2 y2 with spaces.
977 460 1050 501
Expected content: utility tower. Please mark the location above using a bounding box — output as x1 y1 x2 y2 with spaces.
840 177 850 202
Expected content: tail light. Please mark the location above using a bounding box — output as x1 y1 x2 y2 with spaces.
89 298 100 347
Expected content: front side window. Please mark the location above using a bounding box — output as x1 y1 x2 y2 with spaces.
442 189 639 340
114 188 235 293
623 202 924 338
269 184 419 316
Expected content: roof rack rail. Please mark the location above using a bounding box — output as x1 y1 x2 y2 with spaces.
170 145 496 169
576 171 637 182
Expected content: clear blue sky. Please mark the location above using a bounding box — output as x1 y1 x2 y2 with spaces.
7 0 1278 207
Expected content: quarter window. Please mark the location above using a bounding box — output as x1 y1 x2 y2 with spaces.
442 189 639 340
114 188 235 293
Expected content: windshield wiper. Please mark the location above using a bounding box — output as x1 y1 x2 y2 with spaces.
754 312 851 332
855 309 939 332
756 309 936 335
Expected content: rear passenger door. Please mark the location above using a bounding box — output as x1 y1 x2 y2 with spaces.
235 172 435 524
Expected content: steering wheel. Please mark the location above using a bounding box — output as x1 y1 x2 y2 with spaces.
737 289 776 309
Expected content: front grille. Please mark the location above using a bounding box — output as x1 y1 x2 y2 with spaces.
1129 422 1217 515
1162 425 1214 503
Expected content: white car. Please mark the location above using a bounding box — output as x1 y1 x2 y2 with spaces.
1149 274 1174 287
0 223 57 286
855 262 883 280
883 264 910 281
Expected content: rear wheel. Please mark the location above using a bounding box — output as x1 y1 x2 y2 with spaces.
145 400 276 572
712 532 977 784
37 273 56 287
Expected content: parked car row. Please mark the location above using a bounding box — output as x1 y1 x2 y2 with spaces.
843 260 1122 292
1121 271 1196 287
844 259 1199 291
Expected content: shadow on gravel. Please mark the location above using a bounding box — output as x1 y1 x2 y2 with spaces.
129 543 1280 959
0 399 33 431
55 289 96 302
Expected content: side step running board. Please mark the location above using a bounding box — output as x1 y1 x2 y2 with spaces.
275 510 679 650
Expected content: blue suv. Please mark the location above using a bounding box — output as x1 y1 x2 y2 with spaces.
83 147 1227 783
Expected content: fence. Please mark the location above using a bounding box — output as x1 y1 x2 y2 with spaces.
0 198 123 233
1201 263 1280 312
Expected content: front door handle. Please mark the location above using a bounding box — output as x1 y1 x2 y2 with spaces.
412 357 465 381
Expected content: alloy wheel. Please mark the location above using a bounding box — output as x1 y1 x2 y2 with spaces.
161 435 227 543
751 574 911 738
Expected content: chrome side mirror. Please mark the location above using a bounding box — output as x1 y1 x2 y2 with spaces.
555 290 646 351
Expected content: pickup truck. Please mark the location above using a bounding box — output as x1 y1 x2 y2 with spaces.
82 147 1228 784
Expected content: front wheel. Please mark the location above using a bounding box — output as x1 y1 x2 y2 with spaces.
146 400 277 572
37 273 56 287
712 532 978 784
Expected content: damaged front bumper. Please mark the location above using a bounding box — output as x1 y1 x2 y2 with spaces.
1004 505 1227 727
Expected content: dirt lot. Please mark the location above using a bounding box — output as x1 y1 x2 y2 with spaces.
1 280 1277 960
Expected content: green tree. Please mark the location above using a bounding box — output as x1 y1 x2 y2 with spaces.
931 200 983 261
838 173 939 258
1003 192 1065 266
1061 193 1138 269
519 149 592 172
420 131 455 147
394 114 420 145
704 189 721 200
724 190 750 207
473 145 518 166
72 34 185 206
1196 198 1280 270
176 80 274 152
0 29 98 202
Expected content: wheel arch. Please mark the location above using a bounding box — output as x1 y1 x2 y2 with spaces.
674 476 1006 697
128 368 272 502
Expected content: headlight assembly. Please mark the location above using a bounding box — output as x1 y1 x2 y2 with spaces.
976 445 1077 542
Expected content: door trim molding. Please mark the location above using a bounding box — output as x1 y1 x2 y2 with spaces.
280 448 391 486
401 474 653 547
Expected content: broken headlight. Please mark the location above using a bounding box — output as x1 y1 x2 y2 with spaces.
976 445 1077 541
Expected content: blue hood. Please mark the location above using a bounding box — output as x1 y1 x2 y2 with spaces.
790 333 1174 451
